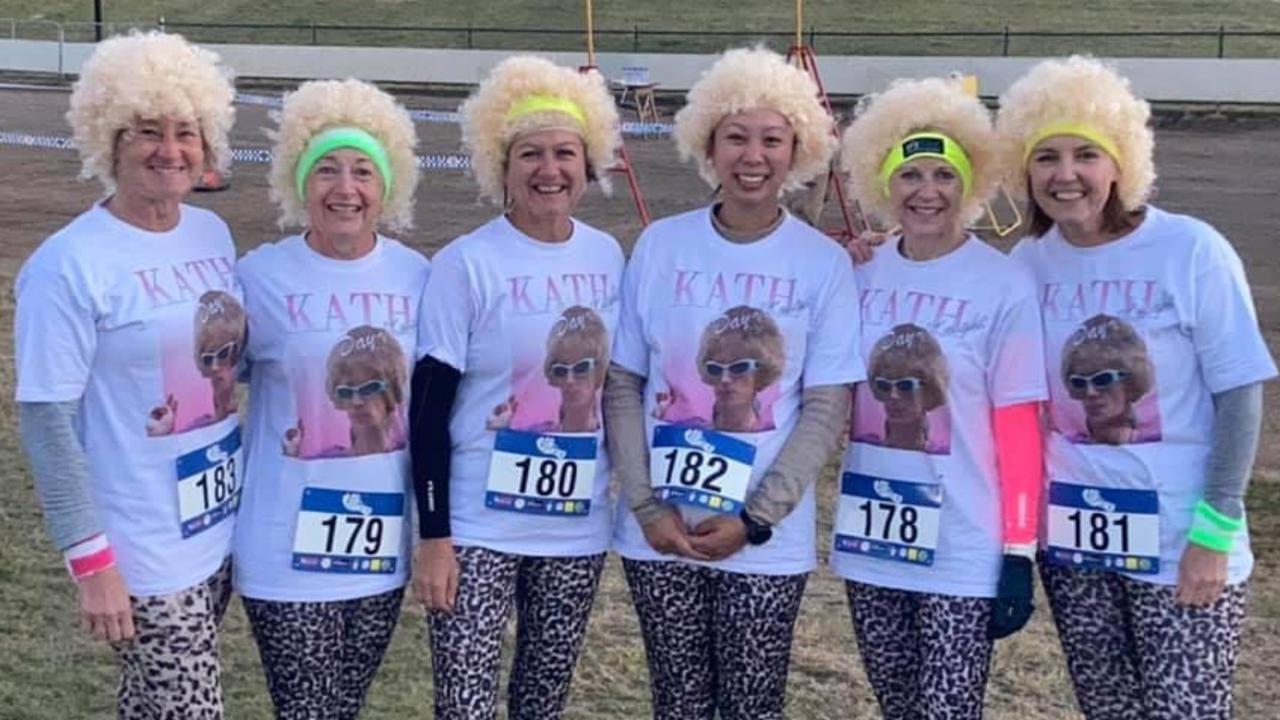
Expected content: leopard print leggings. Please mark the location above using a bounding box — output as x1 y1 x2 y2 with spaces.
1040 561 1248 720
426 547 606 720
111 556 233 720
622 559 809 720
845 580 993 720
242 586 405 720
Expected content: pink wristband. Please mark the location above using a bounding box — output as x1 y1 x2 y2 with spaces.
64 534 116 580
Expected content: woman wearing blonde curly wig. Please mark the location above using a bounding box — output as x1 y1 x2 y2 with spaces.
409 56 624 720
13 31 241 717
831 76 1048 719
1002 56 1276 719
605 47 864 719
233 78 428 719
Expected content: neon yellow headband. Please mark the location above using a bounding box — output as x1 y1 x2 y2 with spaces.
505 94 587 130
879 132 973 197
295 126 393 203
1024 122 1121 164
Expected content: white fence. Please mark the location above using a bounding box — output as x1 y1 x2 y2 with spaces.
4 38 1280 102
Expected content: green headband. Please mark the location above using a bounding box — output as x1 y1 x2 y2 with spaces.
295 126 393 203
506 95 587 130
879 132 973 197
1024 122 1121 164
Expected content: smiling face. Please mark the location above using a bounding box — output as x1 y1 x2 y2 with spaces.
113 115 205 206
504 128 588 226
304 148 384 246
708 109 796 209
887 157 965 241
1027 135 1120 231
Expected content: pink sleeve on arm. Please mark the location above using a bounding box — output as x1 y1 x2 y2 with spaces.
994 402 1043 549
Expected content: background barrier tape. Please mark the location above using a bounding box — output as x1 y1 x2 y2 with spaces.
234 91 673 136
0 130 472 170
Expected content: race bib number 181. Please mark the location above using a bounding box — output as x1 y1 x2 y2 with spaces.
175 427 242 538
1046 481 1160 575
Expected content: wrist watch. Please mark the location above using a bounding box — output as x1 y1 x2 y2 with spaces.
740 510 773 546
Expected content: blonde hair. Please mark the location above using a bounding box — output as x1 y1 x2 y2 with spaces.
841 77 1000 226
1061 314 1153 401
459 56 621 204
193 290 245 376
868 324 949 411
66 31 235 194
325 326 408 408
544 306 609 388
696 306 786 390
674 46 836 192
268 79 420 231
996 56 1155 212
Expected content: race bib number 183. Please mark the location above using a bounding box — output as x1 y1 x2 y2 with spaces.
175 427 242 538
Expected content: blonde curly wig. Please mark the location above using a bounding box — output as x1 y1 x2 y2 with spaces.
841 77 999 226
66 31 235 194
268 79 420 231
459 55 621 204
674 46 836 192
995 55 1155 211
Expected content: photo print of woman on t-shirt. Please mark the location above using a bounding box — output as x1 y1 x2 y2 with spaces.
282 325 409 459
485 305 610 434
1059 313 1161 445
651 305 786 433
147 289 247 437
852 323 952 455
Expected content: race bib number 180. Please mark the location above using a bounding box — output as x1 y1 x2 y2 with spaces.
175 427 242 538
1046 481 1160 575
485 430 598 516
834 473 943 566
648 425 755 515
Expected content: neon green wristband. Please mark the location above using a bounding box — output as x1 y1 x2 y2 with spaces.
1186 500 1244 553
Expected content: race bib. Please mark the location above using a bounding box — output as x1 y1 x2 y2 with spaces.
485 429 598 516
649 425 755 515
175 427 242 538
292 488 404 574
1046 481 1160 575
834 472 942 566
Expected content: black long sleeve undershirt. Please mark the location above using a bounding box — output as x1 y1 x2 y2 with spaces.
410 354 461 540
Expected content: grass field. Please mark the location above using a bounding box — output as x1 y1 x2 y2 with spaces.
4 0 1280 55
3 81 1280 718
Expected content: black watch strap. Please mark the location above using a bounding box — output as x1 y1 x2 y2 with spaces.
740 510 773 546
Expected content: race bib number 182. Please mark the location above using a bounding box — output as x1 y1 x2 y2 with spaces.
649 425 755 515
175 427 242 538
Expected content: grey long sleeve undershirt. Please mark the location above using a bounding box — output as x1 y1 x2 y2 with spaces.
18 400 101 551
605 363 852 528
1204 382 1264 521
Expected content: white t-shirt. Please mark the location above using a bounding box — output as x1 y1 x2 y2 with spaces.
612 207 866 576
15 202 243 597
417 216 624 557
1012 206 1277 586
830 236 1048 597
233 235 429 602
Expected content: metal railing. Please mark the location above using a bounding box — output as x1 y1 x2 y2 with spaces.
4 18 1280 58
